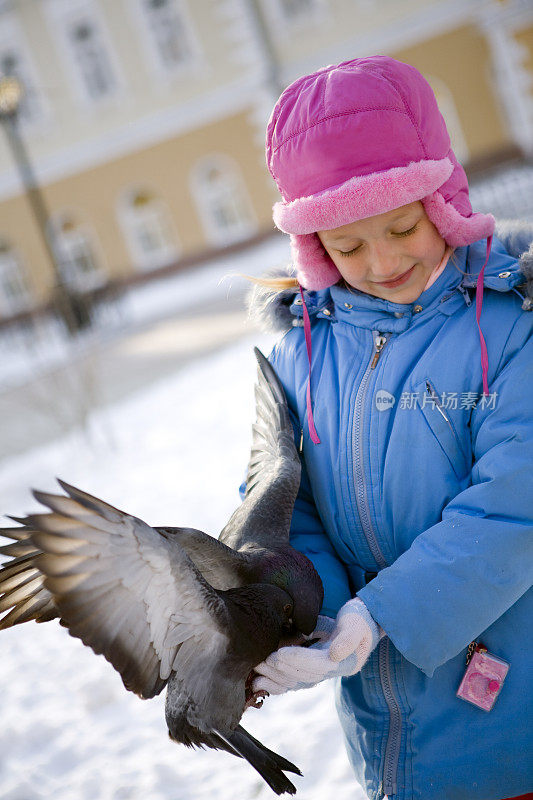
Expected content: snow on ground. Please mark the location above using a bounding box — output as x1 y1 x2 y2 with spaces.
0 331 364 800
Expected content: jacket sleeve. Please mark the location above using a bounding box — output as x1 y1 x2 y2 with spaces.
359 311 533 676
269 335 352 618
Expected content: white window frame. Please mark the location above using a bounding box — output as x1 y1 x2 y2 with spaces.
129 0 203 81
427 75 469 164
480 3 533 157
190 154 258 248
0 15 50 130
48 212 106 292
44 0 124 109
118 187 181 272
0 244 34 316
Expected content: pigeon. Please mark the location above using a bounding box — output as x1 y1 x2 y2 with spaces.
0 348 324 795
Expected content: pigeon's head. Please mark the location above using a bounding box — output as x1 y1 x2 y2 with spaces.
263 550 324 636
288 566 324 636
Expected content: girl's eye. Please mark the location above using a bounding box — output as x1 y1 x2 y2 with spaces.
393 224 418 237
338 224 419 255
338 245 362 257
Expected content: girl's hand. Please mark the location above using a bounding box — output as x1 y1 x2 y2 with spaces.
252 598 383 695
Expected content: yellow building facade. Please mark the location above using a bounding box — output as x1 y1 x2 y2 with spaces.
0 0 532 322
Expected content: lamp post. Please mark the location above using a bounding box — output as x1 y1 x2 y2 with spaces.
0 75 90 333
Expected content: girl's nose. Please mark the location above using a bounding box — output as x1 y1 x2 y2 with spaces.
367 243 401 279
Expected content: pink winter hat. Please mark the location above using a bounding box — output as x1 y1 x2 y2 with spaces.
266 56 495 290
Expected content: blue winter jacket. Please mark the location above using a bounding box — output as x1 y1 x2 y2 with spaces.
261 235 533 800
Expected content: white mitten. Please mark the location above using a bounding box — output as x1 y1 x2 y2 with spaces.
253 598 383 696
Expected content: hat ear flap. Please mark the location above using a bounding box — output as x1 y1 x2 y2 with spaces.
421 192 495 248
291 233 341 290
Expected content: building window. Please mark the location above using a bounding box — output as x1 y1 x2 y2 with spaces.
265 0 326 29
0 241 33 316
50 214 105 292
428 75 469 164
45 0 121 106
120 189 180 271
191 156 257 247
66 16 117 101
141 0 196 72
279 0 321 21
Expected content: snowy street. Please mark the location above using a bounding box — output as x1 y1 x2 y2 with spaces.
0 237 287 460
0 293 249 460
0 238 364 800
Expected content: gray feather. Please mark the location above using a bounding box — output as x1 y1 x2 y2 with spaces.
219 348 301 551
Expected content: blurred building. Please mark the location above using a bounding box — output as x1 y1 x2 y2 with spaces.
0 0 532 323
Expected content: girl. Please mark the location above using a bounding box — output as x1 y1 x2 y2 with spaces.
249 56 533 800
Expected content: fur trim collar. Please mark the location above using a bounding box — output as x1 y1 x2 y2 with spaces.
246 265 301 334
494 219 533 310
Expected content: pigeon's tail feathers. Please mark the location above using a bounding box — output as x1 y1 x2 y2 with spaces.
0 525 58 629
211 728 243 758
213 725 300 796
233 725 302 776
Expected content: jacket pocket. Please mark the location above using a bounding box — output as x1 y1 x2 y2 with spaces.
415 379 471 480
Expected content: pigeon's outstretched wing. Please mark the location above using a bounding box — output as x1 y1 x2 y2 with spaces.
219 348 301 550
0 523 253 631
17 480 232 700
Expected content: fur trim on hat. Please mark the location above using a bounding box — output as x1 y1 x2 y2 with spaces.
274 159 454 235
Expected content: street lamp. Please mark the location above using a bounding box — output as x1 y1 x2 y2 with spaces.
0 75 90 333
0 75 22 116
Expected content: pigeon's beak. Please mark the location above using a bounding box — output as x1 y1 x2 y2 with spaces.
282 618 294 634
293 612 318 637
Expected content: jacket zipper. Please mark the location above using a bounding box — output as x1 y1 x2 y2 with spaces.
425 380 465 451
378 638 402 797
352 330 402 798
352 330 388 569
370 334 387 369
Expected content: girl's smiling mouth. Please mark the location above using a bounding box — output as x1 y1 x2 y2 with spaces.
373 264 416 288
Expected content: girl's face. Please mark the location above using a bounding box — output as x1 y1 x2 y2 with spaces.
317 201 447 303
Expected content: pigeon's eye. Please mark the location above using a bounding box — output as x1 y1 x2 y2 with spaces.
283 603 292 615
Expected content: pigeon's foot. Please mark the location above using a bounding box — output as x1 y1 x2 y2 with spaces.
245 670 269 709
246 689 269 710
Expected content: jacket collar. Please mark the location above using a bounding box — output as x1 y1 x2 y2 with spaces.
290 236 523 333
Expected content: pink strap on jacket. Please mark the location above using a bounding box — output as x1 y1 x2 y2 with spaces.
299 285 321 444
476 235 493 397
